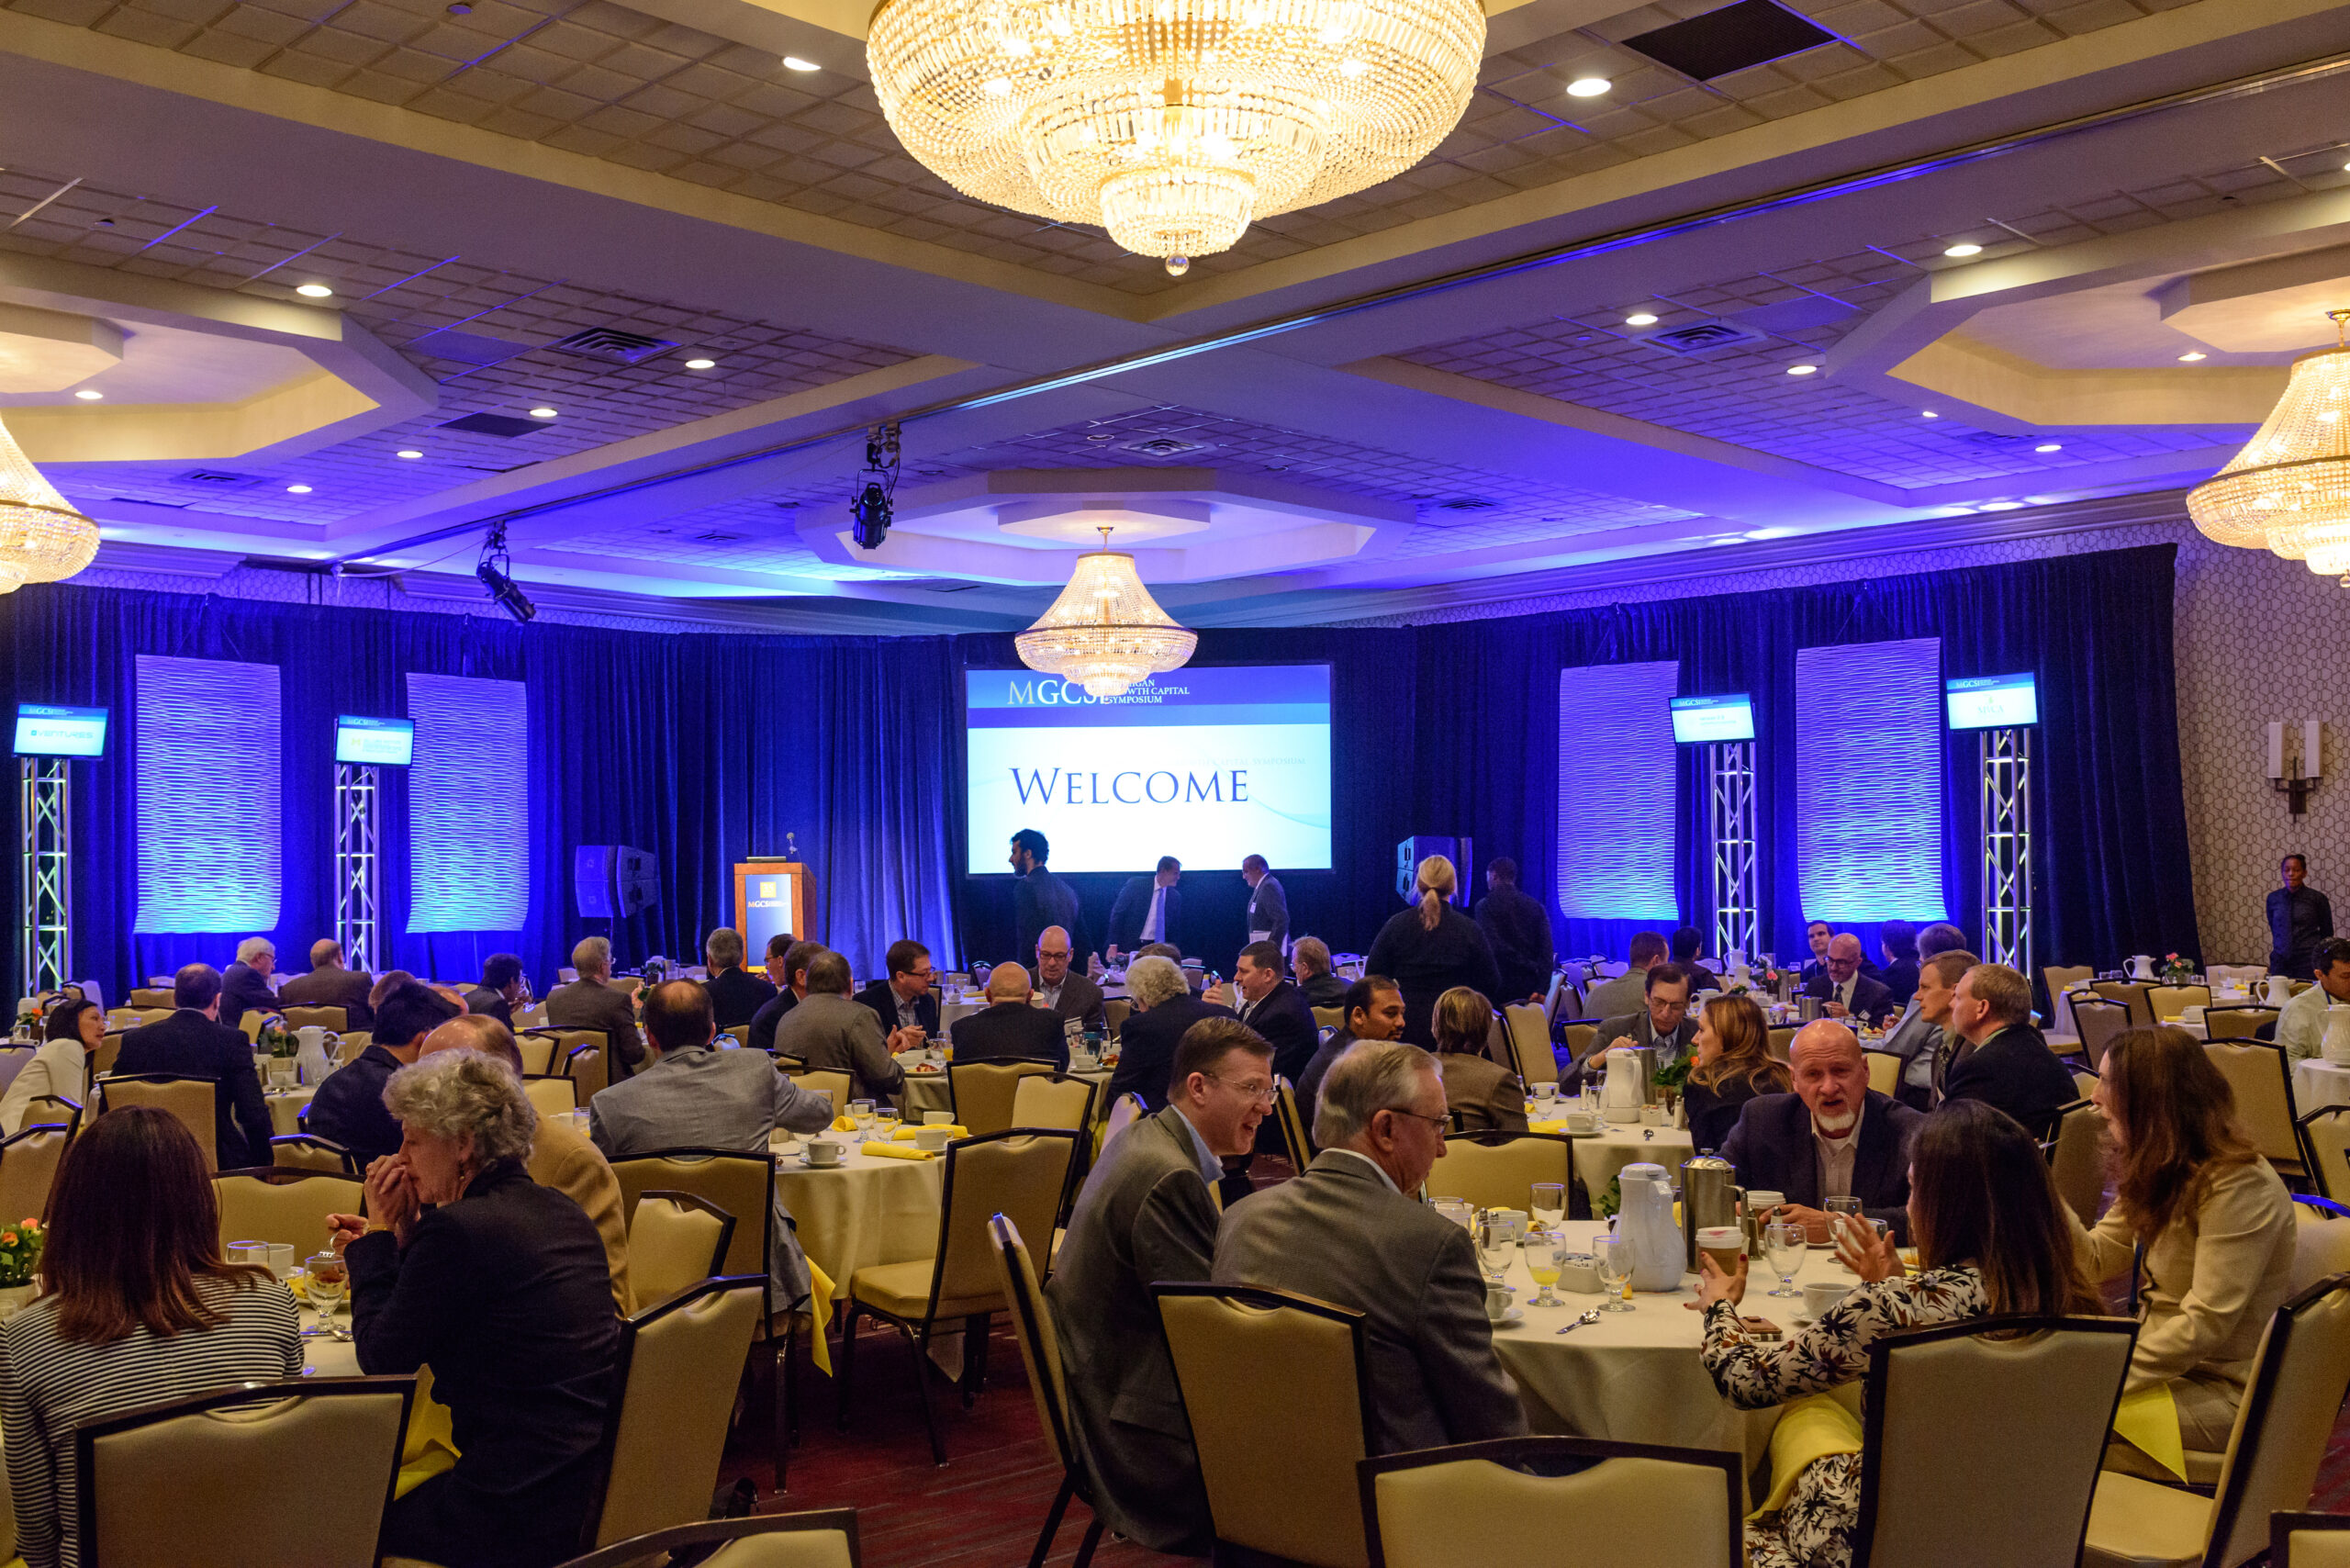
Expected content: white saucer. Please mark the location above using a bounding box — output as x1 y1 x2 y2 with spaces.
1485 1307 1525 1327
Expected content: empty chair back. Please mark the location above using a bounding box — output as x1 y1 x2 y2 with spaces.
0 1046 36 1096
586 1276 767 1551
1009 1073 1093 1132
1274 1080 1313 1167
608 1150 768 1285
278 1006 347 1033
1864 1052 1900 1096
627 1192 737 1312
2090 981 2156 1028
1103 997 1133 1038
565 1044 610 1104
950 1060 1057 1137
1100 1092 1146 1150
1856 1316 2136 1568
1503 1004 1556 1087
2291 1197 2350 1294
1156 1283 1371 1568
1312 1006 1345 1032
215 1170 364 1255
2275 1513 2350 1567
782 1068 853 1121
2070 998 2132 1070
2199 1275 2350 1568
1424 1134 1573 1215
558 1509 861 1568
1560 1023 1599 1068
2305 1112 2350 1204
127 988 174 1009
1360 1437 1741 1568
2148 985 2210 1020
2046 1101 2108 1224
0 1125 70 1223
79 1377 413 1568
988 1215 1079 1474
2202 1040 2306 1173
2205 1006 2278 1043
1766 1025 1796 1063
515 1033 561 1075
267 1134 356 1174
927 1131 1080 1315
2042 967 2093 1012
523 1076 580 1118
99 1077 218 1171
93 1031 127 1078
17 1094 83 1142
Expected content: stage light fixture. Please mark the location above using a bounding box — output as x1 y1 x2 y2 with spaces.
476 521 536 622
1625 311 1658 326
286 483 313 494
1920 409 1938 419
1942 242 1982 257
684 357 717 369
2035 442 2061 453
73 389 102 400
296 283 334 298
849 422 901 551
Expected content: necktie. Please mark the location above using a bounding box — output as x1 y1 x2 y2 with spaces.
1147 887 1164 941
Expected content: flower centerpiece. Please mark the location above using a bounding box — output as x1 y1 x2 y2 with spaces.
2160 953 2197 987
0 1216 45 1318
1651 1053 1691 1112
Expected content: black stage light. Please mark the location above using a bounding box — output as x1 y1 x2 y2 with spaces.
849 422 901 551
476 523 536 622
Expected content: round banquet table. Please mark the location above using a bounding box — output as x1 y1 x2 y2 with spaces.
1562 1123 1695 1201
2295 1058 2350 1115
767 1130 946 1289
890 1052 1115 1119
266 1085 317 1137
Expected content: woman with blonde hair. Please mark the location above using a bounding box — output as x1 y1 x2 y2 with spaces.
1682 992 1792 1149
1364 855 1503 1047
1429 987 1527 1133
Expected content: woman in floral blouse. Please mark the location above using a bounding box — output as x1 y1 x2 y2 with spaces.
1695 1100 2099 1568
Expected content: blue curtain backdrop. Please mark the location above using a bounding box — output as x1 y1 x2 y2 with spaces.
2 543 2199 1001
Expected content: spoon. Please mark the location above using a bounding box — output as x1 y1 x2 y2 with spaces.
1555 1309 1602 1336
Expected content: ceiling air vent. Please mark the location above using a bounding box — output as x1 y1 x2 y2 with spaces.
547 327 680 365
176 468 267 487
440 412 551 438
1622 0 1840 81
1119 435 1212 457
410 330 533 367
688 531 751 544
1418 497 1500 527
1962 431 2042 447
1643 319 1766 355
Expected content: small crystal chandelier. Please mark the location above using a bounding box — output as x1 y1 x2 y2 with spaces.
2188 309 2350 584
1015 529 1197 697
0 412 97 594
866 0 1483 272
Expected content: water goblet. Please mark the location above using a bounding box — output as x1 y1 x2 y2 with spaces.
1474 1215 1514 1283
1593 1234 1637 1313
1763 1220 1806 1298
1527 1247 1565 1308
1528 1182 1566 1240
873 1107 901 1143
304 1252 350 1341
849 1099 876 1142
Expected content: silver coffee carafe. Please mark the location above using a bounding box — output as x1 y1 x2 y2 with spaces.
1680 1150 1745 1271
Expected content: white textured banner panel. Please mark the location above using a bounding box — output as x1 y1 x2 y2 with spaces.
134 654 282 934
1557 660 1679 921
1796 637 1948 923
405 672 529 933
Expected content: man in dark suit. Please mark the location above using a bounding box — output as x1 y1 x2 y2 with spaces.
1292 937 1349 1009
1032 925 1106 1034
1723 1021 1924 1243
855 938 941 1049
1805 934 1896 1028
1797 920 1834 989
699 926 778 1031
1108 956 1237 1112
775 950 903 1103
749 939 822 1054
1587 962 1698 1082
1241 855 1289 953
1476 858 1555 1003
1876 920 1921 1009
1295 977 1404 1128
1108 857 1183 958
115 963 277 1170
309 981 455 1168
1049 1019 1271 1553
546 935 646 1079
948 962 1069 1070
462 952 524 1029
276 938 376 1031
1231 940 1317 1085
1011 829 1084 964
1215 1039 1527 1454
1942 962 2076 1140
219 937 279 1031
1670 927 1721 994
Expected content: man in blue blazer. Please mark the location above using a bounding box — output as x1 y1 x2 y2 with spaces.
1108 857 1184 958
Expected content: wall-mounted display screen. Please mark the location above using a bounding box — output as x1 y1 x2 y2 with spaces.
1670 693 1755 744
1946 673 2039 730
335 715 415 766
13 704 108 758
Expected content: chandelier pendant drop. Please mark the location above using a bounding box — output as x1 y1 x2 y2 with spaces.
0 412 97 594
2188 309 2350 585
866 0 1484 266
1015 527 1198 697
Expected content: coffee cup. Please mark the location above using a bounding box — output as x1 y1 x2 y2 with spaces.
1802 1280 1851 1320
1696 1226 1745 1278
923 1111 956 1126
805 1138 845 1168
1483 1282 1515 1322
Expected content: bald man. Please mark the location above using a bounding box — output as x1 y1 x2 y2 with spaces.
947 960 1069 1070
1034 924 1106 1034
1722 1020 1923 1243
1804 933 1896 1028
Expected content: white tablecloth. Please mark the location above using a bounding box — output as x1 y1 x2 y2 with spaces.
2296 1058 2350 1115
768 1132 946 1288
1566 1124 1695 1200
265 1086 317 1137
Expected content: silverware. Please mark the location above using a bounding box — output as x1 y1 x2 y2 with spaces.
1556 1308 1602 1335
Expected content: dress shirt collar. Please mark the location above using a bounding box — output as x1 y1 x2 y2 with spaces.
1322 1147 1402 1195
1037 980 1062 1008
1811 1105 1865 1198
1169 1104 1224 1188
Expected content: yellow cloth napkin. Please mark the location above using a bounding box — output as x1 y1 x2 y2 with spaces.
1754 1393 1864 1518
395 1365 460 1499
2113 1383 2186 1482
805 1260 835 1376
1529 1119 1568 1134
862 1141 934 1160
893 1124 967 1140
832 1114 857 1132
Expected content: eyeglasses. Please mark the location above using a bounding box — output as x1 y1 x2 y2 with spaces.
1383 1105 1450 1132
1037 950 1071 961
1204 1074 1277 1105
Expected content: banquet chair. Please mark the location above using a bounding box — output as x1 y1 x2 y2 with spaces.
2306 1115 2350 1204
0 1045 36 1097
565 1043 611 1105
1313 1006 1345 1033
522 1074 580 1117
837 1129 1080 1464
127 987 174 1009
1541 971 1569 1025
336 1032 372 1063
1156 1282 1371 1568
1766 1025 1797 1063
237 1012 270 1045
1504 1005 1558 1088
2203 1040 2310 1182
0 1124 71 1223
279 1006 348 1033
1102 998 1132 1039
215 1168 364 1254
17 1093 82 1142
2205 1007 2278 1043
1425 1133 1574 1215
2091 981 2158 1028
627 1192 737 1312
950 1060 1058 1137
1010 1072 1095 1134
1275 1081 1314 1167
79 1375 414 1568
514 1032 561 1075
2073 1067 2102 1100
2210 965 2270 991
1856 1315 2137 1568
1863 1052 1901 1096
2044 967 2095 1015
990 1215 1106 1568
782 1067 855 1121
2150 985 2213 1021
269 1133 358 1174
2045 1102 2109 1224
612 976 643 999
2083 1272 2350 1568
93 1030 128 1078
556 1509 861 1568
2073 998 2134 1070
2289 1197 2350 1296
579 1275 766 1555
525 1027 606 1075
1560 1024 1600 1072
1359 1436 1740 1568
721 1025 752 1050
99 1075 222 1171
1099 1093 1146 1151
2274 1512 2350 1566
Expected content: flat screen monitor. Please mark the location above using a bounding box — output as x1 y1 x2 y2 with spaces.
1945 673 2039 730
335 715 415 766
1670 693 1754 744
13 704 108 758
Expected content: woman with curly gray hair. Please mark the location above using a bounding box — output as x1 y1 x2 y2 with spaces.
325 1049 619 1568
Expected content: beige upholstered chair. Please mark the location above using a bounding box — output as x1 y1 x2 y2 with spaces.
608 1151 768 1286
1099 1092 1147 1150
514 1033 561 1075
611 976 643 999
581 1276 766 1553
127 987 174 1009
16 1093 82 1142
1274 1080 1314 1167
523 1027 604 1076
92 1031 128 1078
2070 997 2134 1071
522 1075 580 1117
1360 1437 1742 1568
990 1215 1104 1568
2148 985 2211 1020
216 1170 364 1254
2203 1006 2278 1043
1503 1004 1557 1088
2202 1040 2308 1181
1765 1025 1796 1063
335 1033 372 1064
1102 997 1133 1038
279 1006 348 1033
0 1045 36 1097
720 1025 752 1050
237 1012 269 1045
2291 1198 2350 1295
2274 1512 2350 1567
1863 1051 1900 1096
268 1133 358 1174
1425 1133 1574 1214
626 1192 737 1312
100 1076 221 1170
1009 1072 1094 1133
2046 1101 2109 1224
1156 1282 1372 1568
2090 981 2157 1028
0 1124 70 1223
779 1066 854 1120
837 1129 1080 1463
1561 1023 1600 1070
1312 1006 1345 1032
1855 1316 2136 1568
2303 1112 2350 1204
79 1376 414 1568
2083 1273 2350 1568
949 1060 1058 1137
556 1508 861 1568
2043 966 2094 1013
565 1043 610 1105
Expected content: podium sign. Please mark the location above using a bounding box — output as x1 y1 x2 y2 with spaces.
734 859 811 955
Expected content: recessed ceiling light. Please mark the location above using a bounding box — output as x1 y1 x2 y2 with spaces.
295 283 333 298
396 449 423 459
1786 364 1818 375
286 483 313 494
684 357 717 370
2035 442 2062 453
73 388 102 401
1566 77 1610 97
782 55 819 71
1980 500 2024 511
529 407 558 419
1943 242 1983 258
1920 409 1938 419
1624 311 1658 326
2178 351 2207 362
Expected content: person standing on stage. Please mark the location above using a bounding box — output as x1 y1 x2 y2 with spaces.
1475 857 1554 1004
1109 857 1183 960
1363 856 1503 1048
1241 855 1289 954
2269 855 2334 980
1011 829 1083 963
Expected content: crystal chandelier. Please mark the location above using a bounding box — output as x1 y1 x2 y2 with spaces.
2188 309 2350 583
0 412 97 594
1015 530 1197 696
866 0 1484 272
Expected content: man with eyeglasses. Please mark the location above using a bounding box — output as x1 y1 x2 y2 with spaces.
1214 1038 1526 1454
1049 1017 1275 1556
855 938 941 1053
1032 924 1106 1035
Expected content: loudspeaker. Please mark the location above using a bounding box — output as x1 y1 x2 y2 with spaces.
1395 836 1472 905
576 845 660 918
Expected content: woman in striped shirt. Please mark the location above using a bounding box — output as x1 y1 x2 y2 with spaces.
0 1107 301 1568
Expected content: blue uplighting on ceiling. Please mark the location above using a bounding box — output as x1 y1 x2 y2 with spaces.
405 672 529 933
134 655 281 934
1556 660 1680 921
1796 638 1949 924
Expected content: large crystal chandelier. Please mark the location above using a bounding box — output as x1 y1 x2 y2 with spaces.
866 0 1484 271
1015 531 1197 696
2188 309 2350 583
0 413 97 594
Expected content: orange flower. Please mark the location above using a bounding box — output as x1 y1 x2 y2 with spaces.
5 1234 20 1247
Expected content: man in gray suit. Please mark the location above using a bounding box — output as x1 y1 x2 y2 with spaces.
1214 1039 1527 1454
1241 855 1289 953
1581 930 1666 1023
1033 925 1106 1034
1584 961 1697 1083
590 980 834 1305
1048 1016 1272 1555
546 935 646 1078
774 949 903 1103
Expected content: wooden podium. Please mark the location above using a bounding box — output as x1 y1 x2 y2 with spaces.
733 859 811 954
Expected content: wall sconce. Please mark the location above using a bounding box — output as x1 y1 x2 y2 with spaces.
2268 720 2323 816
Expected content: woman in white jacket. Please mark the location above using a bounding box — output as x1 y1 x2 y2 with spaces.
1 998 94 1135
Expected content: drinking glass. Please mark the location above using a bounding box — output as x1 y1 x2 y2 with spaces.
849 1099 876 1142
267 1057 297 1092
1527 1248 1564 1308
1528 1183 1566 1239
873 1107 901 1143
1763 1220 1806 1298
1433 1196 1474 1232
1474 1215 1514 1283
1825 1195 1862 1220
304 1252 349 1340
1593 1234 1636 1312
